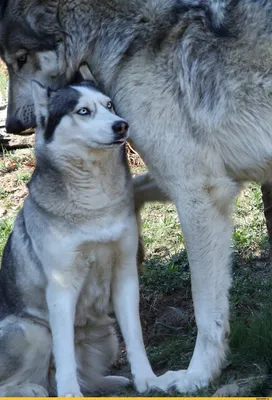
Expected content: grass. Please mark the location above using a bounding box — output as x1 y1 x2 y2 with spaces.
0 149 34 253
0 217 13 256
0 61 8 102
0 157 272 396
14 170 31 185
0 148 35 174
0 187 8 200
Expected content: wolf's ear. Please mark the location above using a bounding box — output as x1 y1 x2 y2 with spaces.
78 63 97 84
31 80 49 128
26 1 62 42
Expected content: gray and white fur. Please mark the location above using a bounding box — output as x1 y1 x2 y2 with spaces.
1 0 272 393
0 66 157 397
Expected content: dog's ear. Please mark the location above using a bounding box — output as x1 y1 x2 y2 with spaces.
79 63 97 83
73 63 97 85
31 80 50 128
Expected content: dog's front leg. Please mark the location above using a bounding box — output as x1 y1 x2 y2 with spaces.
112 227 159 393
46 278 83 397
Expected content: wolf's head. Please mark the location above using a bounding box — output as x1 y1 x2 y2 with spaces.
1 0 268 135
0 0 69 133
32 64 129 163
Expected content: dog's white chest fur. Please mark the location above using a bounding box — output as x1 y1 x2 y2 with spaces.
42 215 132 326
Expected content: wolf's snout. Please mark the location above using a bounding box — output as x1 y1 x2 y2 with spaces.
6 118 26 134
112 121 129 137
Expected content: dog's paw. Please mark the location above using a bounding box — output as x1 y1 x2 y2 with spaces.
62 392 83 397
133 373 166 393
133 377 152 393
149 370 210 394
58 384 83 397
57 378 83 397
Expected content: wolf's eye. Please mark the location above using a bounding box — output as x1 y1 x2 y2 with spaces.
77 108 90 116
107 101 113 110
17 54 27 68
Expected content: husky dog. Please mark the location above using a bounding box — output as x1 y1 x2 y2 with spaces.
0 65 162 397
1 0 272 393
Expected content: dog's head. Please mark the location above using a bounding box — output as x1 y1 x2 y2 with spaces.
32 65 129 161
0 0 68 133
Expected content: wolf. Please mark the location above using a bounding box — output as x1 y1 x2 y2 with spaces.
1 0 272 393
0 65 164 397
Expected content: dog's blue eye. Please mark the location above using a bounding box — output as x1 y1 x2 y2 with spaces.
107 101 113 110
77 108 90 116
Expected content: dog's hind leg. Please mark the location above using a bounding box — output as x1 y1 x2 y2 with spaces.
147 174 239 393
0 316 51 397
0 383 49 397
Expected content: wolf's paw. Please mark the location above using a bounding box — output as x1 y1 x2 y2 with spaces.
150 370 210 394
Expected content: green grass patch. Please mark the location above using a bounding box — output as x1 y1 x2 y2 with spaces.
0 217 13 258
140 254 189 295
233 183 267 257
0 64 8 102
15 170 31 185
147 335 194 371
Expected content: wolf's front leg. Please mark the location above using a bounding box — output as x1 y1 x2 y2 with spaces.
46 274 84 397
148 173 238 393
112 221 164 393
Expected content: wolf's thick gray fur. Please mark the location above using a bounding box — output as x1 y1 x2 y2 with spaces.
1 0 272 393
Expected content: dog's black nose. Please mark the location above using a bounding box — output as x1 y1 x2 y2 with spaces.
112 121 129 137
6 118 26 134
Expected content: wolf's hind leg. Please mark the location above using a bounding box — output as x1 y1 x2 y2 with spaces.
133 172 170 210
0 316 52 396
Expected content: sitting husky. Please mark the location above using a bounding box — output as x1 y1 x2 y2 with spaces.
0 65 158 397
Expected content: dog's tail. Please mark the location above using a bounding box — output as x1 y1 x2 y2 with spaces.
78 372 130 395
74 322 130 395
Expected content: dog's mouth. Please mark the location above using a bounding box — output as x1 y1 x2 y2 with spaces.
95 138 127 148
112 138 127 145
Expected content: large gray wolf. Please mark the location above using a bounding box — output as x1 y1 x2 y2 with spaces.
0 0 272 393
0 65 162 397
